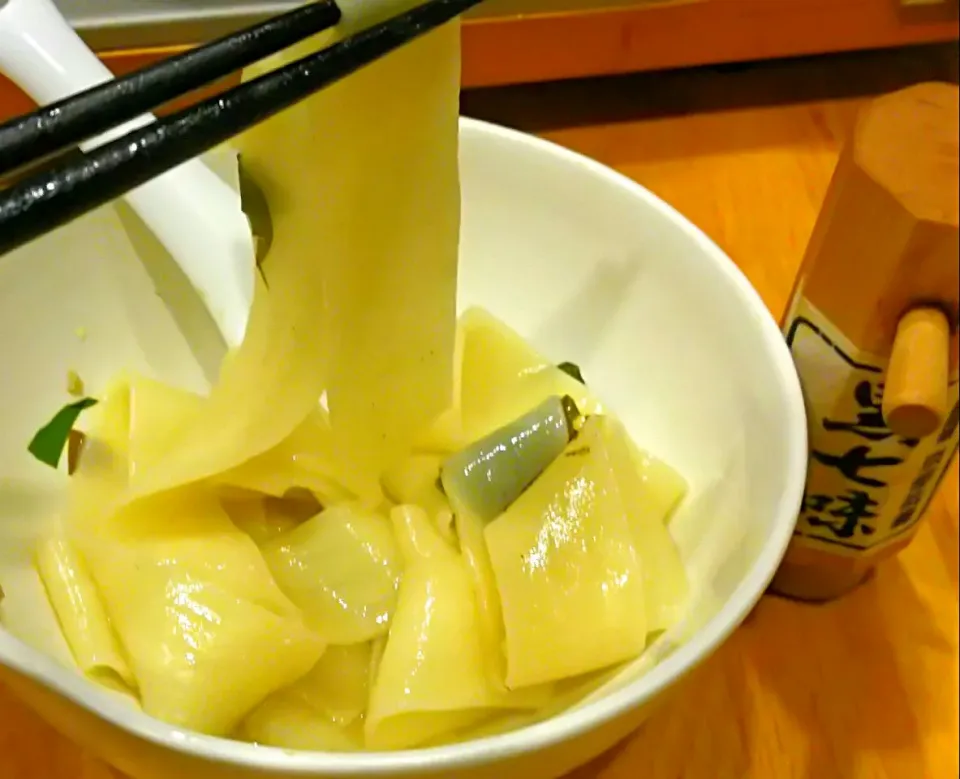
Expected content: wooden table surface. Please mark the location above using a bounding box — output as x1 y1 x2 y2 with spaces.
1 44 958 779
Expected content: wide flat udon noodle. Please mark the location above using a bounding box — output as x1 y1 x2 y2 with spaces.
117 17 461 505
366 506 503 749
50 13 463 739
61 380 324 736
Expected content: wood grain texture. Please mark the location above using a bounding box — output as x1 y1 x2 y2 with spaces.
1 45 958 779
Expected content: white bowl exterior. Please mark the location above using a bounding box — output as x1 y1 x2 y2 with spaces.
0 118 806 779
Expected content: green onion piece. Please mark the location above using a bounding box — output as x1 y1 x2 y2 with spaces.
557 361 586 384
441 395 581 522
27 398 98 469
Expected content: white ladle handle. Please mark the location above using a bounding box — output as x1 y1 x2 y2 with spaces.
0 0 121 115
0 0 253 348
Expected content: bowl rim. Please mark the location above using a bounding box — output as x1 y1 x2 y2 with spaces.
0 115 808 774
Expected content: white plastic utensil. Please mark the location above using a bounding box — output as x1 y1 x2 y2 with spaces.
0 0 255 348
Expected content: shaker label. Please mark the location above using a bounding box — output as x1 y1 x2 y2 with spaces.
785 297 959 556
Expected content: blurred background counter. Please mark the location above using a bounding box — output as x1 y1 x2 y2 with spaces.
0 0 958 117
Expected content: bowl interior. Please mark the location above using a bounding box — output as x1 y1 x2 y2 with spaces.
0 118 805 767
457 120 805 638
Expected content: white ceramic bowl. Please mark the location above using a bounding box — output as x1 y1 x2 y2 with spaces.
0 118 807 779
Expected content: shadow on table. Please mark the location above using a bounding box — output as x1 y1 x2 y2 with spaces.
461 43 959 136
0 679 121 779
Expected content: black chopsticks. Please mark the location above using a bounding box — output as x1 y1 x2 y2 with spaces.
0 0 482 258
0 1 342 178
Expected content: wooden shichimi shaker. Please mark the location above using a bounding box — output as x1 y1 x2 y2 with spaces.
772 82 960 602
